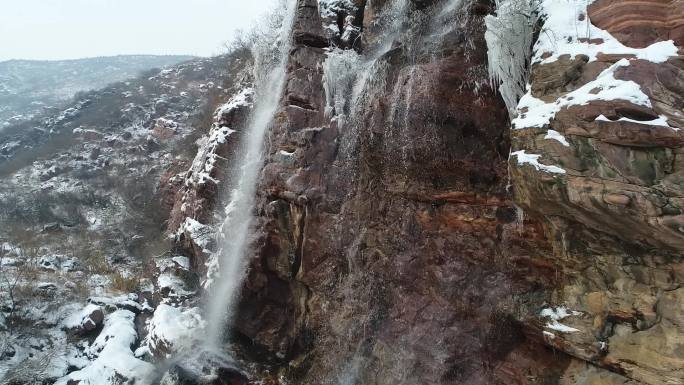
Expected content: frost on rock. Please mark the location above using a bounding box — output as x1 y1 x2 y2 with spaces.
512 150 566 174
513 59 650 129
143 304 205 358
485 0 539 115
56 310 154 385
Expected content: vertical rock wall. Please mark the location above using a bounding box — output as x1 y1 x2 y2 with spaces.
169 1 684 384
232 0 573 383
510 1 684 384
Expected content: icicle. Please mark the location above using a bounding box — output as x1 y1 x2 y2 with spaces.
484 0 539 117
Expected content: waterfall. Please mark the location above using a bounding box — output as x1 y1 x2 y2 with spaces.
322 0 409 139
203 0 297 349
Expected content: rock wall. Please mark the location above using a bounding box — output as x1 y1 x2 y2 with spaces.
510 0 684 384
588 0 684 48
229 0 575 383
164 1 684 384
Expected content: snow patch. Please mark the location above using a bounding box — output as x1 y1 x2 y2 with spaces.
157 274 195 298
56 310 154 385
62 304 102 330
175 218 214 251
540 306 582 334
596 114 676 130
544 129 570 146
514 59 650 128
512 150 566 174
215 87 254 118
143 304 205 358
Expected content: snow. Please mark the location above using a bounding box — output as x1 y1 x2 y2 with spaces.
157 273 195 298
540 306 581 320
38 254 78 272
534 0 679 65
88 293 144 312
514 59 650 129
144 304 205 358
175 217 214 250
56 310 154 385
546 320 580 333
596 114 676 130
510 0 679 129
318 0 356 19
187 123 236 186
62 304 102 329
511 150 566 174
171 256 190 270
540 306 582 334
279 150 295 156
215 87 254 118
544 129 570 147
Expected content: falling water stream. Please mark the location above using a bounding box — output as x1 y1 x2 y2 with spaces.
158 0 478 382
151 3 298 382
204 0 297 349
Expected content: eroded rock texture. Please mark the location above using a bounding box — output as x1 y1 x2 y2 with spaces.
165 1 684 384
230 0 572 383
588 0 684 48
511 1 684 384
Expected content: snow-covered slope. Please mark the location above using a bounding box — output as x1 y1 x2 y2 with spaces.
0 55 194 129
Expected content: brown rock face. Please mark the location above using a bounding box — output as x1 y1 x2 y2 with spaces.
230 0 572 384
511 2 684 385
588 0 684 48
169 1 684 384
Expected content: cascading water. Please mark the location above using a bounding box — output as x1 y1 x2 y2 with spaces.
321 1 480 383
203 0 297 350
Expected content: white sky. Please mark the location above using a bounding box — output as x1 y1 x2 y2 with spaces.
0 0 275 61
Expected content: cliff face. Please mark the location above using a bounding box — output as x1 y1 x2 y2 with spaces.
228 0 563 383
220 0 683 384
166 1 682 384
510 0 684 384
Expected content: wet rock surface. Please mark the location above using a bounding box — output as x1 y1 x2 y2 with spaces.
224 0 568 384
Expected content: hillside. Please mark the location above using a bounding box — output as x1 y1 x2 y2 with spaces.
0 55 195 128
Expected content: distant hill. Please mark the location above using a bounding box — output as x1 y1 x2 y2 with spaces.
0 55 195 128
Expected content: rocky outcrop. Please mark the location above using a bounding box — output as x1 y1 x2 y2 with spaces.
225 0 578 384
510 1 684 384
588 0 684 48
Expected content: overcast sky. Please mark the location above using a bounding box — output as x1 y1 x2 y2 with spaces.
0 0 274 61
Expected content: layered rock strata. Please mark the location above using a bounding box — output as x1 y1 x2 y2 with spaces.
510 1 684 384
